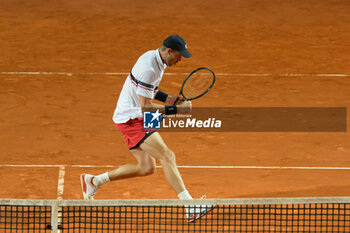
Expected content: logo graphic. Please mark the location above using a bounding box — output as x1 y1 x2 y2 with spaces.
143 110 162 129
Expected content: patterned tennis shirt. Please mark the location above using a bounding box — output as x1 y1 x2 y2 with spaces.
113 49 166 123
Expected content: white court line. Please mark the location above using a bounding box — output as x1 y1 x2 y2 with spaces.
56 166 65 233
174 166 350 170
1 71 350 77
57 166 65 201
0 164 63 167
2 164 350 170
71 165 114 168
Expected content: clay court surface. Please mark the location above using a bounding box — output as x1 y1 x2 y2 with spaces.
1 0 350 201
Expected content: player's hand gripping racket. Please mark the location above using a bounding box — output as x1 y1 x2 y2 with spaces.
174 67 216 104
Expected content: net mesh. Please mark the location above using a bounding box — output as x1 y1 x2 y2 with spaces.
0 204 51 232
1 198 350 232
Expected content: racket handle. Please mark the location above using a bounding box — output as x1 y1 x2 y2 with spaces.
174 97 179 105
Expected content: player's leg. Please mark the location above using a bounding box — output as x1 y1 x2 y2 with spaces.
80 149 156 200
140 132 215 222
107 149 156 180
139 132 187 195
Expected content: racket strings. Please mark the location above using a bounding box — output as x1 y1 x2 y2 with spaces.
182 71 214 99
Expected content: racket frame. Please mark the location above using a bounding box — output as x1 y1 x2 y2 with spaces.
179 67 216 101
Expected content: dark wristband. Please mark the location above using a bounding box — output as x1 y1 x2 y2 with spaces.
154 91 168 102
165 105 177 115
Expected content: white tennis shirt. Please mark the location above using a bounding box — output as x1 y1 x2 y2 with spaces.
113 49 166 123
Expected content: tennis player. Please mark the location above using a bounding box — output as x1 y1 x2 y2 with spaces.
80 35 213 222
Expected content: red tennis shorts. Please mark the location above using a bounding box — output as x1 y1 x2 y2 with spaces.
115 117 156 150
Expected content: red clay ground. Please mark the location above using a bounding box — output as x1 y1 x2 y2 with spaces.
1 0 350 200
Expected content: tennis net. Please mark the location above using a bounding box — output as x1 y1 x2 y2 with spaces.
1 197 350 232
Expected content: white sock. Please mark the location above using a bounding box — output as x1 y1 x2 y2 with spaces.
92 172 110 187
177 190 193 200
178 190 196 216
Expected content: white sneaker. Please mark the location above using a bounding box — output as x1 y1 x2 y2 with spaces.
80 173 99 200
186 195 216 223
187 206 215 223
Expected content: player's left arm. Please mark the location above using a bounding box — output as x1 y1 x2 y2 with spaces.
139 94 191 115
139 95 164 113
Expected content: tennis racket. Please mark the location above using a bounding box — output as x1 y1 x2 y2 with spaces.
174 67 215 104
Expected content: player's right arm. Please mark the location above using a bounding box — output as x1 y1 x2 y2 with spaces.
135 69 191 115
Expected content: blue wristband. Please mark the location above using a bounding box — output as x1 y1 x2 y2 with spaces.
165 105 177 115
154 91 168 102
